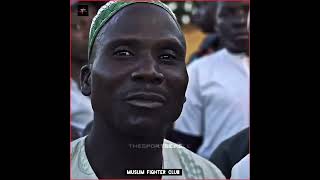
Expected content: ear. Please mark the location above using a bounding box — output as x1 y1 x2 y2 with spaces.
80 64 91 96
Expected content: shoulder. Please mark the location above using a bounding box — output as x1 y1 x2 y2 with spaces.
163 139 225 179
210 127 249 163
71 136 97 179
71 136 86 161
217 127 249 152
186 49 229 80
209 128 249 178
187 49 228 70
231 154 250 179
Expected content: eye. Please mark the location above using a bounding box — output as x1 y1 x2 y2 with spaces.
160 54 175 59
113 50 133 57
159 53 176 64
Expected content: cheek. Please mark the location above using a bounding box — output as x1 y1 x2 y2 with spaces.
90 72 112 112
163 69 188 121
218 21 233 34
220 26 231 35
90 65 120 109
90 62 133 103
164 68 188 100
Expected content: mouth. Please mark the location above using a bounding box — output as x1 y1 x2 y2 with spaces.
124 92 167 109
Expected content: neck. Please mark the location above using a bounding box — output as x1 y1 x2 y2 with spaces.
225 48 248 57
85 113 163 179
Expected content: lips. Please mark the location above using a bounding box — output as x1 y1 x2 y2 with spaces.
125 92 167 109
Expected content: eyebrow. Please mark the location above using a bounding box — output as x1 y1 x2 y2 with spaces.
103 36 186 50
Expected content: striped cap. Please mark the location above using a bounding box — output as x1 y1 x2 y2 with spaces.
88 0 178 60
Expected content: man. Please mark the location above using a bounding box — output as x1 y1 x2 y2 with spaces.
209 10 250 179
71 1 96 139
188 2 223 64
71 1 225 179
191 2 217 33
172 1 250 159
188 33 222 64
229 11 250 180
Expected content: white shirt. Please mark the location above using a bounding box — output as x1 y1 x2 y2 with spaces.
71 79 93 133
174 49 250 159
240 56 250 76
71 136 226 179
231 154 250 179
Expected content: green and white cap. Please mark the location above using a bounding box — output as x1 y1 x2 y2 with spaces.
88 0 178 60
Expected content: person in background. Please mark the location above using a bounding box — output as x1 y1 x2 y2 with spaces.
188 34 222 64
191 2 217 33
229 10 250 180
71 1 97 140
188 2 223 64
170 1 250 159
209 127 249 179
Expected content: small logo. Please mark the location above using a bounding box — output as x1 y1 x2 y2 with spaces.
78 5 88 16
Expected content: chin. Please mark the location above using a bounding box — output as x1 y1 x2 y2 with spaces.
227 45 248 54
123 127 166 138
117 117 168 138
225 40 248 54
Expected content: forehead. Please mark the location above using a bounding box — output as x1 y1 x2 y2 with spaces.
95 3 184 47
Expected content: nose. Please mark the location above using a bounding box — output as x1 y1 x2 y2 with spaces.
131 60 164 85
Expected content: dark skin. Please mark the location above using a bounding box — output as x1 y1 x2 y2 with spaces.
80 4 188 179
191 3 218 33
71 5 96 86
215 2 249 55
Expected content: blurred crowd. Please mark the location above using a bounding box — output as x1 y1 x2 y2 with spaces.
71 1 249 179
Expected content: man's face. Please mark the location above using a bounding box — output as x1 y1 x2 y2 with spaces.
71 5 96 62
85 4 188 137
191 3 217 33
216 2 249 53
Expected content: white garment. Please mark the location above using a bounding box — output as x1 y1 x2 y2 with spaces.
174 49 250 159
71 79 93 133
231 154 250 179
240 56 250 76
71 136 226 179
